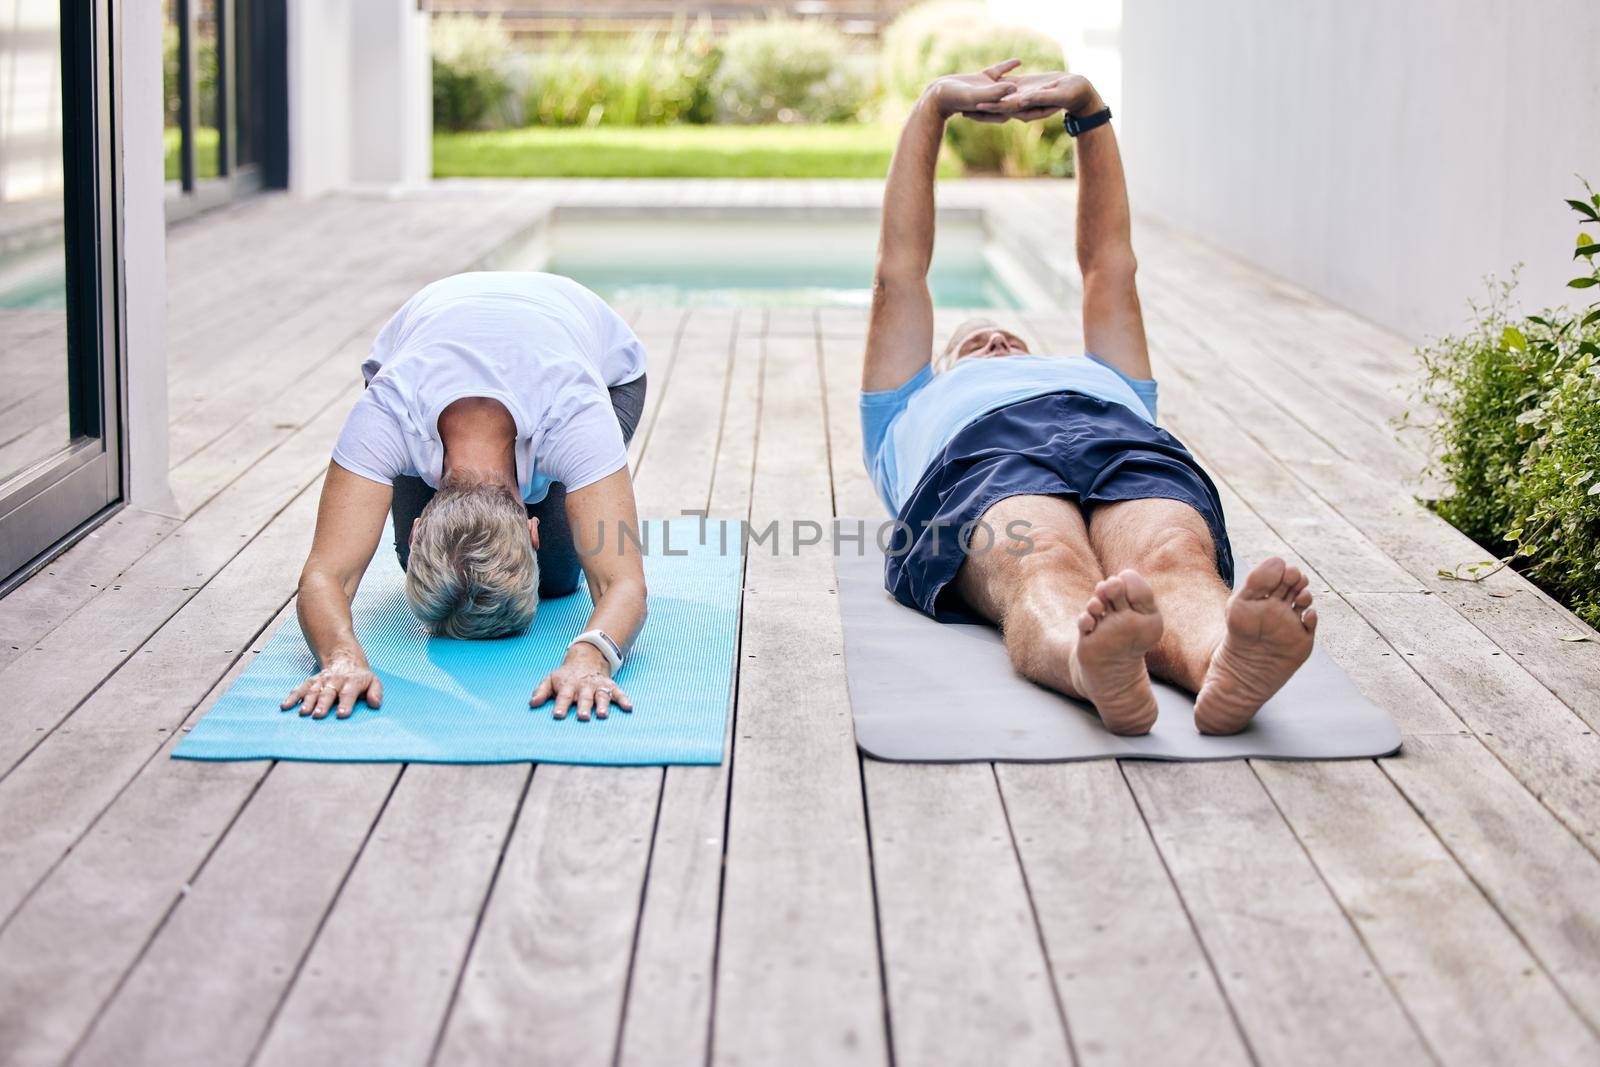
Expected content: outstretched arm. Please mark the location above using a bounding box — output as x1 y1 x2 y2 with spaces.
283 462 390 719
532 466 648 722
863 61 1020 392
1003 74 1150 379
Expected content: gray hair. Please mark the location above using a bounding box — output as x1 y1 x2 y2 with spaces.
404 474 539 639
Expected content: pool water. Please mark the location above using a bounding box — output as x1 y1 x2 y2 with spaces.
485 215 1034 309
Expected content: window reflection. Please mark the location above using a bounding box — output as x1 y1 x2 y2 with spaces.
0 0 73 484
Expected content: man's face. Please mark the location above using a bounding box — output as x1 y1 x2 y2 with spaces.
949 323 1031 365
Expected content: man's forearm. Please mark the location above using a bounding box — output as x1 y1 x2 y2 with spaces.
876 94 947 283
297 570 366 668
1072 87 1136 278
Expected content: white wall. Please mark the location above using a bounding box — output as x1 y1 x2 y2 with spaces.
122 0 174 512
1120 0 1600 341
287 0 430 197
351 0 432 187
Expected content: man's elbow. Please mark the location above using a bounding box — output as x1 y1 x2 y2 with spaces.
1080 251 1139 290
871 269 924 306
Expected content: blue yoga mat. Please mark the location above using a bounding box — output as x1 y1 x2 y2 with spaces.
175 518 741 765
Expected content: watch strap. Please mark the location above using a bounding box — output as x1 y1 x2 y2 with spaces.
1065 106 1113 137
569 629 623 673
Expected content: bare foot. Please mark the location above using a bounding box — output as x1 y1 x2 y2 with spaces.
1069 569 1164 735
1194 558 1317 735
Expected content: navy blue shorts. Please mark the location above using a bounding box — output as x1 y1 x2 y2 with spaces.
884 391 1234 622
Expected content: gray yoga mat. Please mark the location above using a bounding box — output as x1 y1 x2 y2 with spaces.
837 541 1401 763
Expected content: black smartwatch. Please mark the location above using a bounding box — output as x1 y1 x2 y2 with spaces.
1065 106 1113 137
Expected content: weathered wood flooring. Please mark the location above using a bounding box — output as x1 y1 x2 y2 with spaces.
2 179 1599 1067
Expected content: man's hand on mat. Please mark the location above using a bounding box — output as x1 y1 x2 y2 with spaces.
532 646 633 722
929 60 1022 120
282 656 382 720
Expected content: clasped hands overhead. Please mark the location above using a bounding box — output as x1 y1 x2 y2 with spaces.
926 59 1102 124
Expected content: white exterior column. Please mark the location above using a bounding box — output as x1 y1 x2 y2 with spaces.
351 0 432 189
286 0 430 197
122 0 174 512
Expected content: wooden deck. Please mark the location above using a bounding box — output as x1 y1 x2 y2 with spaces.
2 179 1599 1067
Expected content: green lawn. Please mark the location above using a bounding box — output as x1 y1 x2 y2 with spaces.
163 126 221 182
432 123 961 180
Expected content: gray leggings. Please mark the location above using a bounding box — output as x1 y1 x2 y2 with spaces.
390 374 647 599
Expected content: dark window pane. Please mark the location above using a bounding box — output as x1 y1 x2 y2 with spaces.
235 0 256 166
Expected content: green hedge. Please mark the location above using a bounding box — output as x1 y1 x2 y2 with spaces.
1415 186 1600 626
710 19 871 124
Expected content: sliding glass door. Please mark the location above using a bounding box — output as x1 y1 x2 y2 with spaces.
0 0 123 586
165 0 286 215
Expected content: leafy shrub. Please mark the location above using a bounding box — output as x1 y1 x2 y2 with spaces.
523 24 720 127
880 0 1071 176
432 15 513 131
710 19 871 124
1415 186 1600 626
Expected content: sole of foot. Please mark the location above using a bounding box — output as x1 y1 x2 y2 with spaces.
1194 557 1317 735
1070 568 1164 735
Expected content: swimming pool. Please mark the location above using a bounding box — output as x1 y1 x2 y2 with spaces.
482 211 1040 309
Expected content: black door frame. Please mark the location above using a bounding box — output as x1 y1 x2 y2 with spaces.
0 0 127 589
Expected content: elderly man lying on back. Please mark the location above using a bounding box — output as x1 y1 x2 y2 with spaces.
861 61 1317 736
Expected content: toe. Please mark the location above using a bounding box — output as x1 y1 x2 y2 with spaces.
1078 610 1096 634
1293 588 1313 610
1085 595 1107 620
1100 575 1128 610
1243 557 1286 598
1302 605 1319 633
1120 569 1158 613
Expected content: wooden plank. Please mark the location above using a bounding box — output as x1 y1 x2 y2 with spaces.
1346 591 1600 851
0 506 179 673
71 760 402 1067
0 479 321 924
1255 758 1600 1065
251 764 529 1067
625 307 689 471
997 760 1253 1067
0 398 345 776
711 332 887 1065
1382 734 1600 1032
1217 411 1600 1043
432 766 661 1066
865 762 1071 1064
1124 761 1434 1065
630 308 737 503
0 625 274 1067
617 318 761 1066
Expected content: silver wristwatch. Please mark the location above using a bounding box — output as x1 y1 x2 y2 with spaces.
568 629 623 673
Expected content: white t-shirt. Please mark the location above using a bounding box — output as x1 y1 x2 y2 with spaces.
332 272 647 503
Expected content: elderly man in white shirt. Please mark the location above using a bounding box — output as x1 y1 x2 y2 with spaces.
285 272 649 724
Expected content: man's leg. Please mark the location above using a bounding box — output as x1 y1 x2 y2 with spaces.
390 475 435 570
953 494 1164 735
1087 497 1317 734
